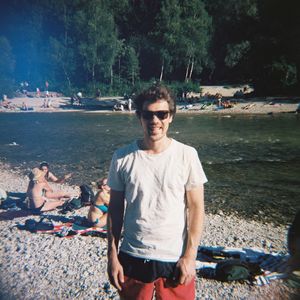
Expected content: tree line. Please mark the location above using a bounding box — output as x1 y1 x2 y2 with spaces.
0 0 299 97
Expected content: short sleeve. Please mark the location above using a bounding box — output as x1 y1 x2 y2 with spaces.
185 148 208 191
107 151 125 191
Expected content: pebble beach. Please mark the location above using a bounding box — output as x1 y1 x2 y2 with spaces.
0 163 298 300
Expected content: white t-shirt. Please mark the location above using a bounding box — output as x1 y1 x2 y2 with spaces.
108 139 207 262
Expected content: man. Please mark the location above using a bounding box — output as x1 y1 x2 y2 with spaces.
39 161 72 184
107 84 207 299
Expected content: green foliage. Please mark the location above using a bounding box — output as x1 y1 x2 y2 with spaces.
271 60 297 87
225 41 251 68
152 0 212 81
48 37 75 93
168 81 200 98
0 36 15 96
0 37 15 76
119 45 140 85
152 0 182 79
74 0 118 87
1 0 300 96
179 0 212 80
255 58 297 95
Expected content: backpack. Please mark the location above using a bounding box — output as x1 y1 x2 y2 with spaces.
215 259 251 282
59 197 82 214
80 184 94 205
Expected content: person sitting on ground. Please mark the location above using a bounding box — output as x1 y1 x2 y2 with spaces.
87 178 110 228
39 161 72 184
26 168 71 212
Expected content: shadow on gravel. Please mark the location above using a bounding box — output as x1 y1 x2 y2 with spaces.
0 192 40 221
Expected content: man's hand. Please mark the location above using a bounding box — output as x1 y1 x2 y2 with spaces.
175 256 196 285
107 255 124 291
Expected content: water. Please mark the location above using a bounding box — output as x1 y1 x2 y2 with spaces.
0 112 299 224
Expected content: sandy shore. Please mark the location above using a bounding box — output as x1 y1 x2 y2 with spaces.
1 85 299 115
0 163 298 299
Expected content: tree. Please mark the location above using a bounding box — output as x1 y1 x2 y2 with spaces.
179 0 212 82
0 36 15 96
7 0 48 86
74 0 118 88
122 45 139 85
204 0 258 83
252 0 300 94
48 37 75 92
225 41 251 68
152 0 181 81
45 0 79 93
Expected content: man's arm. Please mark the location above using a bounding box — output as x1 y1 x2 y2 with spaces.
176 184 205 285
107 189 125 291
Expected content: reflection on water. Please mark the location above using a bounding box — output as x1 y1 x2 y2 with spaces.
0 112 299 224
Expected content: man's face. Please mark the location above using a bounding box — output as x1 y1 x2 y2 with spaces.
140 100 173 142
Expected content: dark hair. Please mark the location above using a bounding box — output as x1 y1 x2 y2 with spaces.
97 177 107 189
134 84 176 117
39 161 49 169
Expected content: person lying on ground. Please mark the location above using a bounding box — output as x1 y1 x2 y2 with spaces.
26 168 71 212
87 178 110 228
39 161 72 184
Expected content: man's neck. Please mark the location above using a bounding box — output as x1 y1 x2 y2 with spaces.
140 137 171 154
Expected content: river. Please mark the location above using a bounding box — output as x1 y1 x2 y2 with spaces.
0 112 299 224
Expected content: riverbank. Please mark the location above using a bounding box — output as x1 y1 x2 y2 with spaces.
0 162 298 299
1 91 299 115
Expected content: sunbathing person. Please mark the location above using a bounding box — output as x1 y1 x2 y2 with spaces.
39 161 72 184
87 178 110 227
26 168 71 212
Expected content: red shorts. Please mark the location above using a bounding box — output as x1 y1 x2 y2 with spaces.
119 275 195 300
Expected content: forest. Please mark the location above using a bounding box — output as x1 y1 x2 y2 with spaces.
0 0 299 97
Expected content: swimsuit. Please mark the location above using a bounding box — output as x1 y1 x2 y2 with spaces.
90 204 108 225
27 187 47 212
30 201 46 214
94 204 108 213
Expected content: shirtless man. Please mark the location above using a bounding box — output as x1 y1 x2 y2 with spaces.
39 161 72 184
87 178 110 227
26 168 71 212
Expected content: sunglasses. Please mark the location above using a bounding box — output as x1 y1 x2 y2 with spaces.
140 110 170 120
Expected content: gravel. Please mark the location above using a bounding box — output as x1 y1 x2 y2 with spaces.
0 163 297 299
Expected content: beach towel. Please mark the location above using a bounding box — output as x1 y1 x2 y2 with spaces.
17 216 107 238
196 246 289 285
